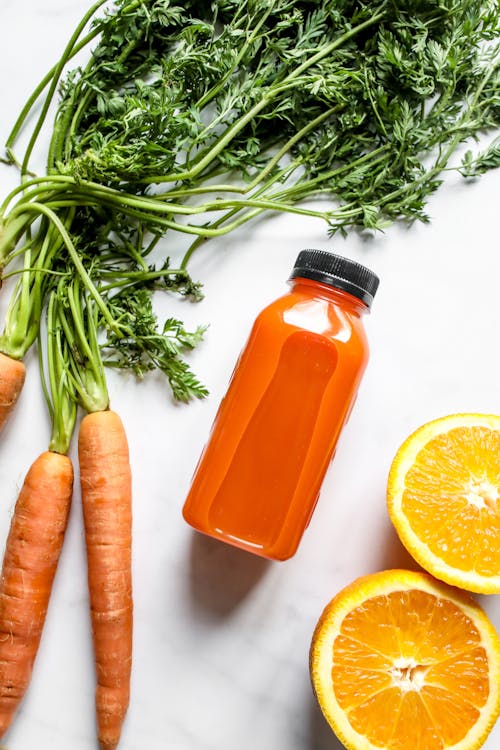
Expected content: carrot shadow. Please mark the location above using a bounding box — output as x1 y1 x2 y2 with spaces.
187 531 271 620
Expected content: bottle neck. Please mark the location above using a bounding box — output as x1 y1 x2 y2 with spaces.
289 276 369 314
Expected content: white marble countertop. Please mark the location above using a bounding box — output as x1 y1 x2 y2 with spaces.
2 3 500 749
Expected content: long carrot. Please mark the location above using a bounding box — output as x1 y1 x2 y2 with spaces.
0 450 73 736
78 409 132 750
0 353 25 433
50 276 133 749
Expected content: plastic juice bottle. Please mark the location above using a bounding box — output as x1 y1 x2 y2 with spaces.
183 250 379 561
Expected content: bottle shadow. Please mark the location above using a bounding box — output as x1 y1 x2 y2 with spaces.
187 531 271 620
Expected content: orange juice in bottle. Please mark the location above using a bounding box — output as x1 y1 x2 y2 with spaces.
183 250 379 560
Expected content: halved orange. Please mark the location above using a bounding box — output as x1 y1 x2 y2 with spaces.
387 414 500 593
310 569 500 750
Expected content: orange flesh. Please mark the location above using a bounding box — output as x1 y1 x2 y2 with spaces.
332 590 489 749
402 427 500 575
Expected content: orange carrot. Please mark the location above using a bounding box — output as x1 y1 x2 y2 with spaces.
78 409 132 750
0 353 26 434
0 450 73 736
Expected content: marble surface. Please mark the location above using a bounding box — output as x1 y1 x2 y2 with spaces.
2 3 500 749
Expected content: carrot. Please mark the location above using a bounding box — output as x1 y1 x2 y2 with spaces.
0 353 25 434
78 409 132 750
0 450 73 736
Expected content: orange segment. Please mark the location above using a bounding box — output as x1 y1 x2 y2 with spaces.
346 687 404 746
421 685 480 746
331 661 392 710
416 595 482 662
477 512 500 576
425 647 490 708
339 593 402 658
387 414 500 593
310 570 500 750
391 690 443 750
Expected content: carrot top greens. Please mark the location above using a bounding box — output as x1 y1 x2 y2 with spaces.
1 0 500 400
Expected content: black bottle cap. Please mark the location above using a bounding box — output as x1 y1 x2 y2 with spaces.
290 249 380 308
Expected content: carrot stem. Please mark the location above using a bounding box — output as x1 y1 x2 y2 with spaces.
19 0 109 176
44 290 77 454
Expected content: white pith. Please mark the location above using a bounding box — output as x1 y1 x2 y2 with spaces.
390 657 428 692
